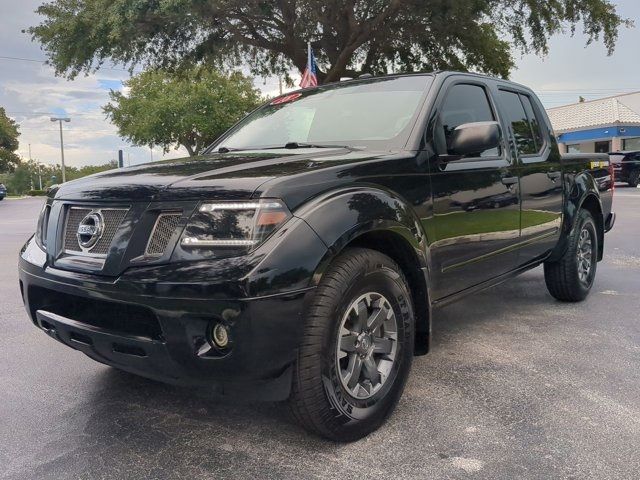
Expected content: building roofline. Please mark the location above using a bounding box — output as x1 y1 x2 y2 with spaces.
547 90 640 111
553 122 640 134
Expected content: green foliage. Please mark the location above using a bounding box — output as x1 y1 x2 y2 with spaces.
0 160 117 195
0 107 21 173
28 0 630 82
28 190 48 196
3 163 31 195
103 68 261 155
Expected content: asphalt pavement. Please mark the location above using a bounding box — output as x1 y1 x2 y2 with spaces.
1 190 639 480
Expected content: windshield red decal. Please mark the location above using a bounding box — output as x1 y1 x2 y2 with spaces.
270 93 302 105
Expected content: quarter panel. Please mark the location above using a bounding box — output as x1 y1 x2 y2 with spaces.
548 164 605 262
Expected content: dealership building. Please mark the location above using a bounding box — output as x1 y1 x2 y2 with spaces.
547 92 640 154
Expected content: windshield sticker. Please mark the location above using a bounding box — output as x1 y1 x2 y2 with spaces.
270 93 302 105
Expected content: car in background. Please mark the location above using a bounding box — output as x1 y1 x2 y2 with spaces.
609 151 640 187
0 183 6 200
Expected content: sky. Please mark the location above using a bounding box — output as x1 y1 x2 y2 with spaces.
0 0 639 169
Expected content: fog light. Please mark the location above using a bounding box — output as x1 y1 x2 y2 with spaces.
210 323 229 349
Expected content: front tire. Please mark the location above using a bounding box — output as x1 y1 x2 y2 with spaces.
544 209 598 302
289 248 414 441
628 170 639 188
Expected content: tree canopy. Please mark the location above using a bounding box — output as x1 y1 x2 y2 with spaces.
0 107 21 173
29 0 630 83
103 68 262 156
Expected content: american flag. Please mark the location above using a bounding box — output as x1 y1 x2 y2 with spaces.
299 42 318 88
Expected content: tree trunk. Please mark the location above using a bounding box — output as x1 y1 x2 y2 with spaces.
183 143 196 156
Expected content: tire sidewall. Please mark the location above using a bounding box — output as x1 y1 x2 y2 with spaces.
573 211 598 294
319 258 414 433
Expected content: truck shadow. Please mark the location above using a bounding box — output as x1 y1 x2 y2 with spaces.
432 267 556 335
62 267 573 474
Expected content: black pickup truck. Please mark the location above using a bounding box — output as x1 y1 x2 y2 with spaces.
609 150 640 187
19 72 614 441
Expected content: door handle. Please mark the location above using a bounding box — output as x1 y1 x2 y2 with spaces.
547 171 561 181
501 176 518 186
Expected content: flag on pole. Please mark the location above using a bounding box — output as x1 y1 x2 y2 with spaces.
299 42 318 88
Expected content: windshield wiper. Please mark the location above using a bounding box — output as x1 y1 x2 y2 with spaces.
216 143 349 154
217 146 240 153
281 142 348 149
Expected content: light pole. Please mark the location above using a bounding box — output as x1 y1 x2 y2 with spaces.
50 117 70 183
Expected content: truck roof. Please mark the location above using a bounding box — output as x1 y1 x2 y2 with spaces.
301 70 534 95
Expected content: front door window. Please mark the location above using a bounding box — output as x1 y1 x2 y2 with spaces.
434 84 500 158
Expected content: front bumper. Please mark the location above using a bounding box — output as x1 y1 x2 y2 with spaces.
19 239 319 400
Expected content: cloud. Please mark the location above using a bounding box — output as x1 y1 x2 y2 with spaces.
0 0 307 168
0 0 188 167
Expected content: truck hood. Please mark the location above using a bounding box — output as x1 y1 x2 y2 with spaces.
50 149 352 202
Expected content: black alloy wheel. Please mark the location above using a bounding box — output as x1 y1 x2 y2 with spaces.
289 248 415 442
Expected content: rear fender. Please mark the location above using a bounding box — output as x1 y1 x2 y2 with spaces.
548 171 604 262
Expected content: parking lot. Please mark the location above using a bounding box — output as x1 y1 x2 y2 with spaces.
1 190 639 480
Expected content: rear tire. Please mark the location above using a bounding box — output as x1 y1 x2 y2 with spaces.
628 170 639 188
289 248 414 442
544 209 598 302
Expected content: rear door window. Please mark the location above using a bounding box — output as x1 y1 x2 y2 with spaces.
520 95 545 150
499 90 538 155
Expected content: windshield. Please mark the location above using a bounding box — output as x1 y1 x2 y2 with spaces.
210 75 433 152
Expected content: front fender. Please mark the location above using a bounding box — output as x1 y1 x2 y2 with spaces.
294 187 433 354
294 186 429 282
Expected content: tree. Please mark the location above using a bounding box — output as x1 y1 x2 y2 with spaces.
103 68 261 155
29 0 630 83
0 107 20 173
4 162 33 195
0 159 118 195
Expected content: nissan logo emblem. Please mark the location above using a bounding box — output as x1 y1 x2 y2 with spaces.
77 211 104 249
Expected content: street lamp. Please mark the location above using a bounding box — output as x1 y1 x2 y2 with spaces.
50 116 70 183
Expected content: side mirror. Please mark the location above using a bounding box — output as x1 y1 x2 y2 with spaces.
448 121 501 157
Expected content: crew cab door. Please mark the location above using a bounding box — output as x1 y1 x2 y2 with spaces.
496 88 563 264
426 81 521 300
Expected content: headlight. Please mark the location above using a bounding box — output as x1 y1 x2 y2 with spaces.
35 204 50 251
181 199 292 254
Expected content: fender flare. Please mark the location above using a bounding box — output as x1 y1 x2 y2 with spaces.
549 171 604 262
294 186 429 275
294 186 433 353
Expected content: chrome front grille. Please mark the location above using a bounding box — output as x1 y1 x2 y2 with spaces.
145 213 182 257
64 206 129 255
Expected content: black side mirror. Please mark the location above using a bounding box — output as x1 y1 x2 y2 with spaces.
448 121 501 157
